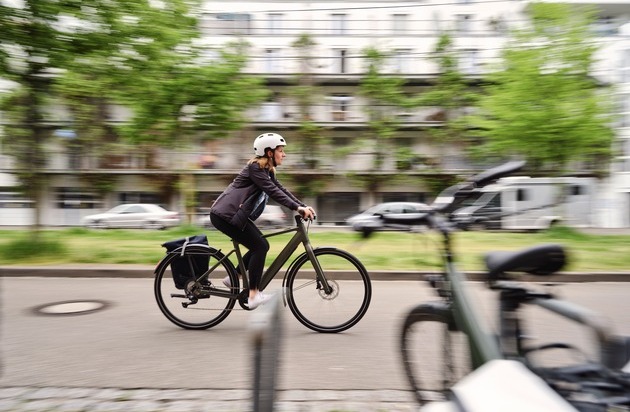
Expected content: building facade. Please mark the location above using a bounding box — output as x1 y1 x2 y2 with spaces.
1 0 629 227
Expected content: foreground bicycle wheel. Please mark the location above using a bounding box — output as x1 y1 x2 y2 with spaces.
400 304 471 405
154 244 239 330
284 247 371 333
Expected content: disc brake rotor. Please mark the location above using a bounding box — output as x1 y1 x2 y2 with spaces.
319 279 339 300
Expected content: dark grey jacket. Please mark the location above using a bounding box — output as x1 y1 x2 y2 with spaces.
210 163 305 229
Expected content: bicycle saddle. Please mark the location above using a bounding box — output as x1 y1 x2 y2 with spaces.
484 243 567 281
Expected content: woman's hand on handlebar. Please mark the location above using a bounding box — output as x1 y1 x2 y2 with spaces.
298 206 316 221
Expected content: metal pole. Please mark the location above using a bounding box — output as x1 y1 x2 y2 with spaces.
250 291 283 412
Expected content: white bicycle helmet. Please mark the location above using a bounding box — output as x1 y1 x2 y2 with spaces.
253 132 286 157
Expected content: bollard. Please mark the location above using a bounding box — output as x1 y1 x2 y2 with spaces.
250 291 283 412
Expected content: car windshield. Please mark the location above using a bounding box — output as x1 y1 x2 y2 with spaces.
107 205 132 214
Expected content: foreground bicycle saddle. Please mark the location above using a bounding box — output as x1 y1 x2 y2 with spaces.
484 243 567 282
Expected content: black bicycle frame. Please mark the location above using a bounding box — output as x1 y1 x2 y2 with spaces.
432 214 503 367
216 215 332 295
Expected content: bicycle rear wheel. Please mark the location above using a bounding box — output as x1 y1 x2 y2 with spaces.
284 247 371 333
154 244 239 330
400 303 471 405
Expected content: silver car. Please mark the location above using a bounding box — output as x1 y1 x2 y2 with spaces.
345 202 430 232
82 204 180 229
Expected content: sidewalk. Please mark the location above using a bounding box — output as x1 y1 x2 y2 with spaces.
0 387 418 412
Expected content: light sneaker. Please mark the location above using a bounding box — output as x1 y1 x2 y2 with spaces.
222 275 232 288
247 292 270 310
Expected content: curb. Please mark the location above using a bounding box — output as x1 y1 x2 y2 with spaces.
1 266 629 282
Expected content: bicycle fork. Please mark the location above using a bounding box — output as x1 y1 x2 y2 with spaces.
303 242 333 295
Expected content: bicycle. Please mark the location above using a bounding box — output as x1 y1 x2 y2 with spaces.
367 161 630 410
153 215 372 333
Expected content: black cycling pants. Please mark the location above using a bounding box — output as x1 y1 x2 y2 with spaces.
210 213 269 291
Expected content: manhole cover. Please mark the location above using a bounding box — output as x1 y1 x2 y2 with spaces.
33 300 110 316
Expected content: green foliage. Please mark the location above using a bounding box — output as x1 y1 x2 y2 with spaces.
357 47 408 179
410 33 479 145
0 228 629 273
288 33 330 195
466 3 614 173
422 173 461 197
0 235 67 261
0 1 268 233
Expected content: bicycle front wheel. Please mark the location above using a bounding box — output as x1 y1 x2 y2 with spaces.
284 247 371 333
400 303 471 405
154 244 239 330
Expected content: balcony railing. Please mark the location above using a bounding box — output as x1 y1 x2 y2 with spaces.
1 147 479 174
248 103 454 124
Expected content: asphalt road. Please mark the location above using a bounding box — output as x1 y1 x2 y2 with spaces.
3 276 630 394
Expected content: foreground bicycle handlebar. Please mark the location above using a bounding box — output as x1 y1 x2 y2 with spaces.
371 161 630 410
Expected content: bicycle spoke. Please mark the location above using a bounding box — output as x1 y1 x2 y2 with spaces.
285 248 371 333
401 306 470 405
154 245 239 330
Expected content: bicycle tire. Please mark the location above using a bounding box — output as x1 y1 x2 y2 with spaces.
154 244 239 330
284 247 371 333
400 303 471 405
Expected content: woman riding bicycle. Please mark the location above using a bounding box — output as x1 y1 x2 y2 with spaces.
210 132 316 309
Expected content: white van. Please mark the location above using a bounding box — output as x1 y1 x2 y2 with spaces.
452 176 596 231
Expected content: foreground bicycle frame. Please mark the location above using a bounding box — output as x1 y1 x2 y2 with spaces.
154 215 372 333
390 161 630 409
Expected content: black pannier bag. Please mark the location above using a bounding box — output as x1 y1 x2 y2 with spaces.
161 235 209 289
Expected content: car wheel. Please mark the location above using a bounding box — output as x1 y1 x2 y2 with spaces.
144 221 164 230
469 221 487 231
89 220 107 229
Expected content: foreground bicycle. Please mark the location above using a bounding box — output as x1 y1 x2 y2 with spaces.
154 215 372 333
370 161 630 410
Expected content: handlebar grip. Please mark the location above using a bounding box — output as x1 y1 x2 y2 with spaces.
468 160 526 187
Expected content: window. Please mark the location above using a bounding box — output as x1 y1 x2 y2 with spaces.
56 188 103 209
264 48 282 73
516 189 528 202
329 94 352 121
333 49 348 73
621 49 630 82
267 13 283 34
619 94 630 128
331 14 347 35
0 189 33 208
382 193 425 203
118 192 161 204
392 14 408 34
455 14 473 33
459 49 480 74
212 12 251 35
392 49 412 73
433 11 442 33
568 185 584 196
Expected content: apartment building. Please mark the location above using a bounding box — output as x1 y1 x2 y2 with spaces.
0 0 629 227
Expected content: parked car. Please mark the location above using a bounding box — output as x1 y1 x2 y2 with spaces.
198 204 288 229
82 204 180 229
345 202 430 233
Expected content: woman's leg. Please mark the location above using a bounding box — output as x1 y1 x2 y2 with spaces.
209 215 269 295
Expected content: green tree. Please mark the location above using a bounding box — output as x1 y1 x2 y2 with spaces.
284 33 330 198
412 33 479 147
52 0 202 170
0 0 80 235
467 3 614 174
290 34 327 169
1 0 267 230
117 40 267 149
357 47 407 191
